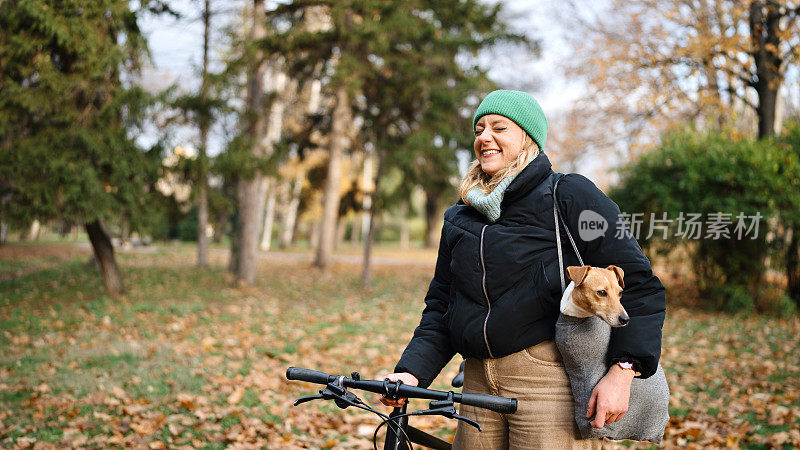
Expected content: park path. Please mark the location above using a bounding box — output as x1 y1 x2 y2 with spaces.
218 247 437 268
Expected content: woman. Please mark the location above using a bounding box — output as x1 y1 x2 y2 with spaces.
381 90 666 449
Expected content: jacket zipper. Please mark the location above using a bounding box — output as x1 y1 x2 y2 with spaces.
479 225 495 358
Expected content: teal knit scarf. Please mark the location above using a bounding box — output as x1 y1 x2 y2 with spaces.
465 172 518 223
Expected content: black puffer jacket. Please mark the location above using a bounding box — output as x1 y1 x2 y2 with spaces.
394 152 666 388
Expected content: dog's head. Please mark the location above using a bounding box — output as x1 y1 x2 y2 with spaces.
567 265 629 327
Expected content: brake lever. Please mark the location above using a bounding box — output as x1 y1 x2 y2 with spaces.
409 391 483 431
293 393 324 406
326 385 362 409
451 412 482 431
292 375 363 410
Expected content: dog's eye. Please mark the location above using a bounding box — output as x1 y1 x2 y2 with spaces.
596 290 607 297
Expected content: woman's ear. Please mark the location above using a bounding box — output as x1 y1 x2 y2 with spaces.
567 265 590 285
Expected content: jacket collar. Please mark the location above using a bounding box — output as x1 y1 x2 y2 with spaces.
503 151 554 204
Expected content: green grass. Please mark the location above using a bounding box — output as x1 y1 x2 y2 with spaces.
0 260 103 308
27 426 63 443
669 406 690 418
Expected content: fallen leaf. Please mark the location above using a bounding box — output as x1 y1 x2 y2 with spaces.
111 386 127 399
227 386 245 405
177 393 196 409
769 431 790 446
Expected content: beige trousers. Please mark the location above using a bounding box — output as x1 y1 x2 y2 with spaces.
452 340 603 450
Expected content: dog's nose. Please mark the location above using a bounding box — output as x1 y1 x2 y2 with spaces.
618 314 630 326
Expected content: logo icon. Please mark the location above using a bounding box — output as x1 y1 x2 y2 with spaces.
578 210 607 241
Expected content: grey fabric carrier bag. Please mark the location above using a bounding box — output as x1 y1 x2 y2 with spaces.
551 175 670 443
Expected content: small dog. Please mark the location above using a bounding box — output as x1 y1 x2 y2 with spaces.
559 265 629 327
555 265 669 443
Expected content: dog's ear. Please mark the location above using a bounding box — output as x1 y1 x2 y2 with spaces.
567 265 590 286
606 265 625 289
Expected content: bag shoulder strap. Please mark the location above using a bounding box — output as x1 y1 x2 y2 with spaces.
553 174 584 293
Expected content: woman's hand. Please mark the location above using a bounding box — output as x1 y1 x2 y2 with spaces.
586 364 635 428
378 372 419 407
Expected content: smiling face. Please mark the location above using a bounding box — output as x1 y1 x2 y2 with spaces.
473 114 526 176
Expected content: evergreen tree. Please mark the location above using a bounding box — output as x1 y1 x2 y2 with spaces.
165 0 232 268
353 0 531 282
0 0 169 295
261 1 530 279
213 0 291 284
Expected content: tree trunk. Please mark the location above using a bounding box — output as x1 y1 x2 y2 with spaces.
694 2 724 128
702 58 725 130
197 0 212 268
310 219 321 250
315 86 350 268
308 79 322 113
236 177 267 284
260 179 277 251
85 220 124 296
773 85 783 135
257 66 290 252
399 202 409 250
0 194 8 245
350 216 361 246
228 203 240 273
361 148 385 286
749 1 796 302
749 0 782 139
119 219 130 245
335 216 347 250
28 219 41 241
198 182 209 267
360 149 374 243
292 210 302 246
214 203 228 243
755 79 778 139
424 193 442 248
59 220 70 238
213 218 224 243
233 0 269 285
278 176 301 248
0 221 8 246
788 226 800 305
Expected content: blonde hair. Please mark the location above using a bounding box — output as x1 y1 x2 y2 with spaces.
459 133 540 204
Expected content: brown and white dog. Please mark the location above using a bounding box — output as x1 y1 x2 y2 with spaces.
559 265 629 327
555 265 670 443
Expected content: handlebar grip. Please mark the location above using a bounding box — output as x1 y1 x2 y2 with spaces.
286 367 332 384
460 393 517 414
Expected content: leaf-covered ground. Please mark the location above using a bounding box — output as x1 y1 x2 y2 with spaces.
1 242 798 449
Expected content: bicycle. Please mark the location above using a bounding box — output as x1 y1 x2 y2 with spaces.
286 366 517 450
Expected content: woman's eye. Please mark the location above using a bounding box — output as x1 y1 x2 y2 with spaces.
474 129 483 136
495 127 506 131
597 290 607 297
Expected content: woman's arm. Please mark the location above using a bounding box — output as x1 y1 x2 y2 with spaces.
392 225 456 389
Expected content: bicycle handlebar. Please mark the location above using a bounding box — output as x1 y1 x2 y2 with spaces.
286 367 331 384
286 367 517 415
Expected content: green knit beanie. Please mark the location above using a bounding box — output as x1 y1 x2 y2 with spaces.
473 90 548 150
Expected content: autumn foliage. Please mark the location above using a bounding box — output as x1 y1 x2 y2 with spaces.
1 243 799 448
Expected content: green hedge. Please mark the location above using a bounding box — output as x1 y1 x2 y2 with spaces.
610 128 800 314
